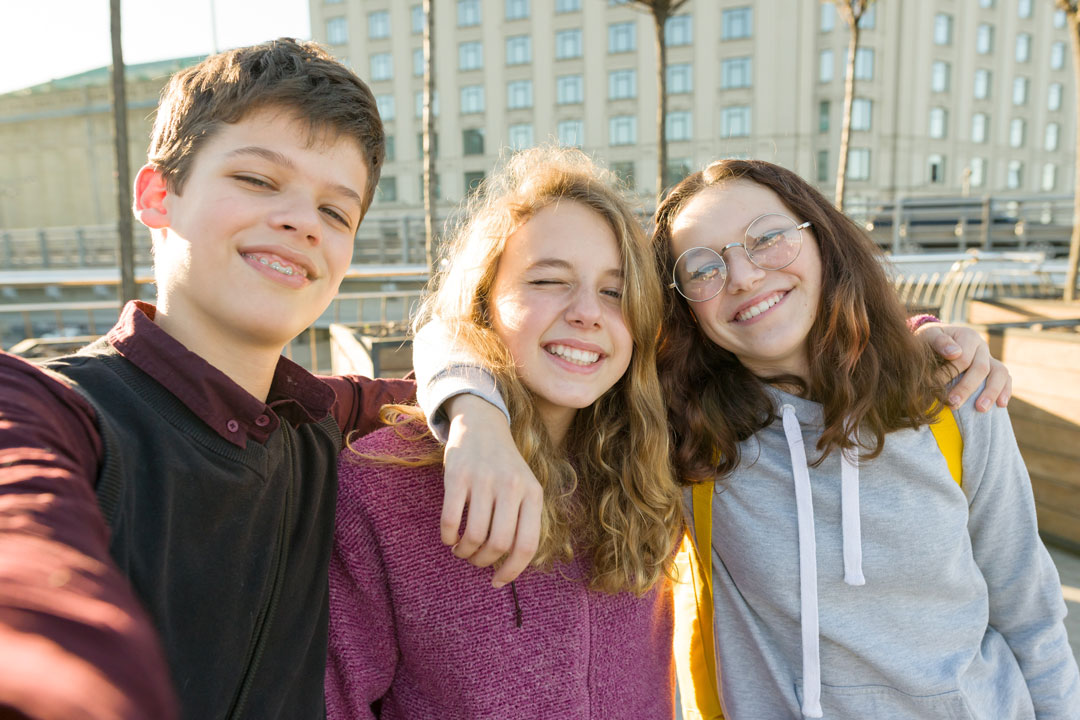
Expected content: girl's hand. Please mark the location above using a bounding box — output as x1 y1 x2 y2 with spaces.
916 323 1012 411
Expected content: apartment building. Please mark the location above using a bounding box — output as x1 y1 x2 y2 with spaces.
311 0 1077 216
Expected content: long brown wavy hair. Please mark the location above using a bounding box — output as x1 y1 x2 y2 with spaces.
652 159 949 483
374 147 683 595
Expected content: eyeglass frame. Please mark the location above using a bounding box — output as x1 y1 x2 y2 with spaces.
668 213 812 303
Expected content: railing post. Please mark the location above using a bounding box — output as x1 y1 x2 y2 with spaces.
38 229 50 269
400 216 410 264
891 197 903 254
981 195 992 250
76 227 87 267
1 231 11 269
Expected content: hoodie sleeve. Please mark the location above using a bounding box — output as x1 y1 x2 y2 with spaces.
411 321 508 443
958 399 1080 718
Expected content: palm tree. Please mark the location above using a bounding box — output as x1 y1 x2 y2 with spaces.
1054 0 1080 301
110 0 136 303
422 0 437 270
629 0 690 201
831 0 874 212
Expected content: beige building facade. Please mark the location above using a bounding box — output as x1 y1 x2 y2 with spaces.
310 0 1077 217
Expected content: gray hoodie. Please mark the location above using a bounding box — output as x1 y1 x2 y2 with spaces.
690 385 1080 719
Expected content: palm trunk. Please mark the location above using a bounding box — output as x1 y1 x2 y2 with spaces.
834 21 859 212
422 0 436 271
110 0 136 304
1066 9 1080 301
654 8 668 201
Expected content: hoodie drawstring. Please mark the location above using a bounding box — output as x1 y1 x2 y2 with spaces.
782 404 865 718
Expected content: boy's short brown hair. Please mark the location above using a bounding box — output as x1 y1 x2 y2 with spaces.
148 38 384 217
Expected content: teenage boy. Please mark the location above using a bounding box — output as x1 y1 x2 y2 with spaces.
0 39 536 720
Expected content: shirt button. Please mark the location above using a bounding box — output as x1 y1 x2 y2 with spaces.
255 414 270 427
226 419 240 433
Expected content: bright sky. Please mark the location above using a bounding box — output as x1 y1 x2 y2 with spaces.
0 0 312 94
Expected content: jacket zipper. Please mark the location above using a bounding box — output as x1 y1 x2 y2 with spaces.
226 429 296 720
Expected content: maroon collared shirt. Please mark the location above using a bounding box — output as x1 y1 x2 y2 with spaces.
0 301 415 720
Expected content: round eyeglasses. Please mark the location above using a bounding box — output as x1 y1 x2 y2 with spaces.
669 213 811 303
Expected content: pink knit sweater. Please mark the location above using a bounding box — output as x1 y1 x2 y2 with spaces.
327 426 675 719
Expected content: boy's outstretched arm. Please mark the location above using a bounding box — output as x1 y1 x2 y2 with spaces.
412 322 543 587
914 320 1012 411
0 353 177 720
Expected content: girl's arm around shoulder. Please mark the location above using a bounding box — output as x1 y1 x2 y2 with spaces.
321 374 417 442
954 385 1080 717
0 352 177 719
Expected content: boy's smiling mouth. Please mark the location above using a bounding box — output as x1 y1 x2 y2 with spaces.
242 252 309 278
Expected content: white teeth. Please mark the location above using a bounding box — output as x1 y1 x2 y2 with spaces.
736 293 783 322
545 344 600 366
244 253 307 278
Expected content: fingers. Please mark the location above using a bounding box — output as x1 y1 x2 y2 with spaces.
947 343 991 408
440 475 470 547
923 324 963 359
976 358 1012 411
491 485 542 588
453 481 494 559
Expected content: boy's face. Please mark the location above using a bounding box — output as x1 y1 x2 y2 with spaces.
137 107 368 352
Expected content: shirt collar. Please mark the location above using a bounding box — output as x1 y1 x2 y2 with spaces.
105 301 335 448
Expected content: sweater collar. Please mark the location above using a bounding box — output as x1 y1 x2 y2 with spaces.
105 301 334 448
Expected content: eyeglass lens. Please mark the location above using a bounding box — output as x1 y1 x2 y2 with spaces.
672 213 804 302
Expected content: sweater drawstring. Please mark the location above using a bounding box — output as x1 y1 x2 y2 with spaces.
510 581 523 628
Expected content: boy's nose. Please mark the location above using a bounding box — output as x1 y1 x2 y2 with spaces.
722 249 766 294
273 199 322 245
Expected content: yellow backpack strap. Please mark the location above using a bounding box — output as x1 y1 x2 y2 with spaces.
672 482 724 719
928 404 963 487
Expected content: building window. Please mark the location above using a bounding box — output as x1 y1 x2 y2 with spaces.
1049 83 1063 111
1012 76 1028 105
970 157 986 187
376 94 395 121
459 42 483 71
506 35 532 65
327 17 348 45
464 171 486 194
458 0 480 27
721 106 751 138
1042 163 1057 192
979 0 995 7
611 161 635 190
666 111 692 141
858 4 876 28
508 123 534 149
1010 117 1026 147
411 5 425 34
666 158 693 186
609 115 637 145
820 2 835 32
377 176 397 203
1018 0 1032 19
816 150 829 182
668 63 692 94
463 128 485 155
557 119 584 147
1008 160 1023 189
819 49 834 83
933 14 953 45
722 7 752 40
721 57 752 89
460 85 485 114
609 69 637 99
974 69 991 100
665 15 692 46
413 48 424 77
848 148 871 181
971 113 988 143
556 29 583 59
507 80 533 109
506 0 529 20
1052 42 1066 70
609 22 636 53
417 173 442 200
556 0 581 12
1055 9 1067 28
1045 122 1060 151
929 107 947 139
1016 33 1031 63
854 47 874 80
557 74 584 104
931 61 950 92
852 98 872 131
818 100 830 132
416 132 439 158
976 24 994 54
368 11 389 39
385 135 396 162
370 53 393 82
414 91 440 118
928 154 945 184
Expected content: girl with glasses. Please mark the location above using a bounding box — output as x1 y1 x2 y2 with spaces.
326 147 684 719
653 158 1079 719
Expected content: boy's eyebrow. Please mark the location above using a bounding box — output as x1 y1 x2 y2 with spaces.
227 145 364 209
528 258 624 278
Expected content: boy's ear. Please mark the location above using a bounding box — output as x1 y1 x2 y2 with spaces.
133 164 170 229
